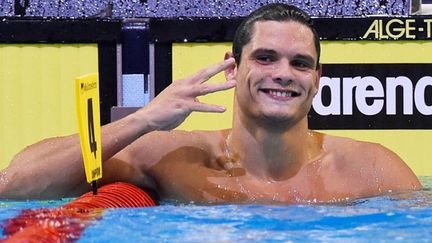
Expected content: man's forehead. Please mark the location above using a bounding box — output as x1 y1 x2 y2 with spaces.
248 20 316 52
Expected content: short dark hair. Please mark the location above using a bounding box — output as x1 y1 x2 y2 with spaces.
232 3 321 69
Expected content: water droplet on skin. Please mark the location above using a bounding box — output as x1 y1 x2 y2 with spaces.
0 171 9 185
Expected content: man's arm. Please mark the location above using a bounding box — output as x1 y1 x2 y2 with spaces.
0 58 236 199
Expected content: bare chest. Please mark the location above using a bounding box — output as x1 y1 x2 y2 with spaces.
150 143 376 204
159 167 367 204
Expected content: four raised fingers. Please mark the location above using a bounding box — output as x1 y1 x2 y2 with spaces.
169 58 236 114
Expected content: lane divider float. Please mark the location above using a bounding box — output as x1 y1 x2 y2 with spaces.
1 182 158 242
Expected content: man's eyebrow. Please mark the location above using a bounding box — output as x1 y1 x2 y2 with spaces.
250 48 278 56
250 49 316 62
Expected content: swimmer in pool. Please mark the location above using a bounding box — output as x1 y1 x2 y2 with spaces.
0 3 421 204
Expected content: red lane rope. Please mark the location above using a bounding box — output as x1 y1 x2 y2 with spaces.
1 182 158 242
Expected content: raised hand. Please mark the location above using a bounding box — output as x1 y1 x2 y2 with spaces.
135 58 236 131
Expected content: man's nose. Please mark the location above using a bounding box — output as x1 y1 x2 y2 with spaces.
272 60 293 86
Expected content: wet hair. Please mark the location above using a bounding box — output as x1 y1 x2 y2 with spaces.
232 3 321 69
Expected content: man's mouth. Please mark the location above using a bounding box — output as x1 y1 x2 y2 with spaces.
260 89 301 98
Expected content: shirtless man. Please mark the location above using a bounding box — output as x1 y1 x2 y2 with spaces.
0 3 421 204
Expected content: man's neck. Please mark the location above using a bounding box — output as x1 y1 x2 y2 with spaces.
229 116 322 181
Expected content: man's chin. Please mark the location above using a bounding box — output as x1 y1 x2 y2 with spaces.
256 110 308 127
260 113 296 125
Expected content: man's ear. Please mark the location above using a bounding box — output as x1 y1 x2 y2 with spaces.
224 52 237 81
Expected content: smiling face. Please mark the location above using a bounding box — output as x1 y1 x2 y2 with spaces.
233 20 321 127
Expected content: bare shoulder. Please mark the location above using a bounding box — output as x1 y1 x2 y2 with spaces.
120 129 226 170
322 133 421 193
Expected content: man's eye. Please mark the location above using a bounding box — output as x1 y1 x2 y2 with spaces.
293 61 311 69
256 56 274 63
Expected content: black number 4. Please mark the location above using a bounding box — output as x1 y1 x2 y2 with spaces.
87 98 97 159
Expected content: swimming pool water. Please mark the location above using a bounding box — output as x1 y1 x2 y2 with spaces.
1 177 432 242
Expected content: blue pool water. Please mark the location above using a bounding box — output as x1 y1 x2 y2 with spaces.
1 177 432 242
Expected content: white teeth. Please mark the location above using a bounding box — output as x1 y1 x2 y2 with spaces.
269 90 293 97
